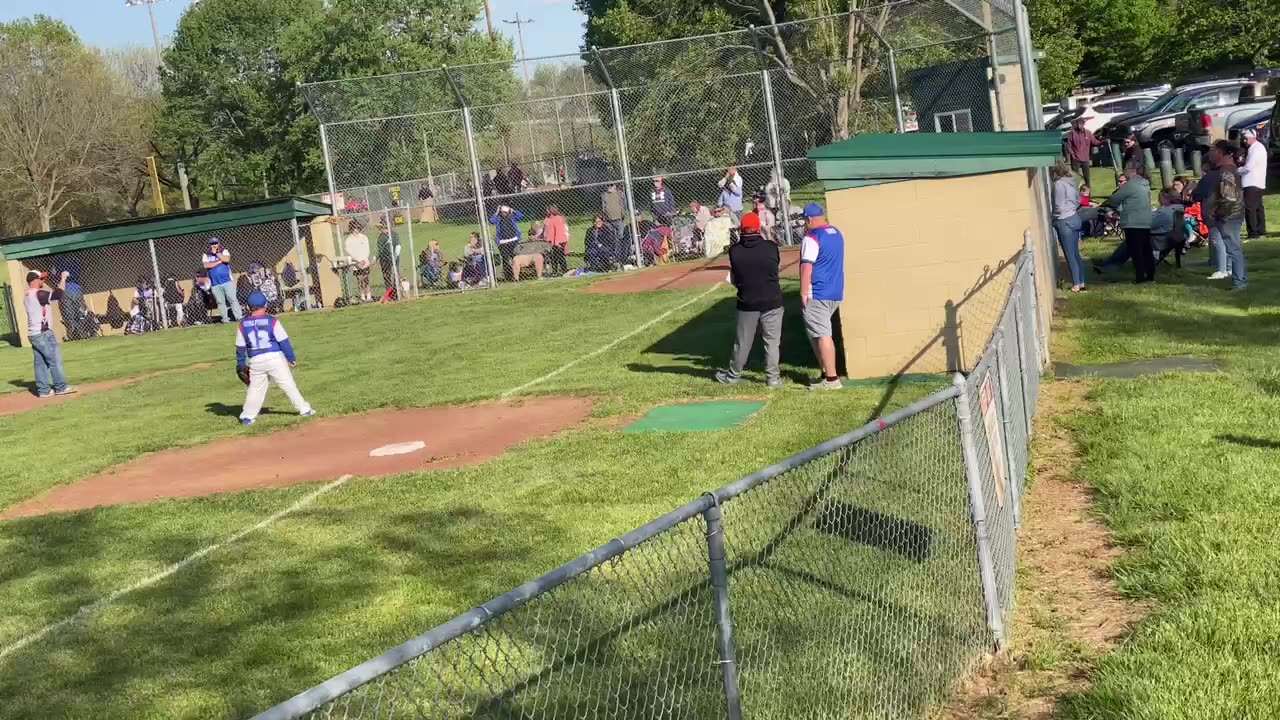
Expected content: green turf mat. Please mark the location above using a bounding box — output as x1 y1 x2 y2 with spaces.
1054 356 1220 379
623 400 767 433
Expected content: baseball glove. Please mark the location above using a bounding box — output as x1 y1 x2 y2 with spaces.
236 365 251 386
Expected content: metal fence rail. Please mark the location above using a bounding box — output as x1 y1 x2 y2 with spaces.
253 244 1045 720
303 0 1032 303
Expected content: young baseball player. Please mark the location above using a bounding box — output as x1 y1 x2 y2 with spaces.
236 291 315 425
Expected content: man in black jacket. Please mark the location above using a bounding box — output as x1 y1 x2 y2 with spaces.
716 212 784 388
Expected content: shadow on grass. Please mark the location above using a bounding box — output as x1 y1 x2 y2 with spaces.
1215 434 1280 450
204 402 289 418
8 379 35 393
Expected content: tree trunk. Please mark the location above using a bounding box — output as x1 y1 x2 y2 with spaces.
39 206 52 233
833 9 862 141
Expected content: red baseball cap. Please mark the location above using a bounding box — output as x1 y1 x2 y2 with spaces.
740 212 762 233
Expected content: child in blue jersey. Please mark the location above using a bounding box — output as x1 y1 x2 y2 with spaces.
236 291 314 425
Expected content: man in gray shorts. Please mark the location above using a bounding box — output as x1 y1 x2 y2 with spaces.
799 203 845 390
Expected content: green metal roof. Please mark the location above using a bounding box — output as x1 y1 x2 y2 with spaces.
808 131 1063 181
0 196 334 261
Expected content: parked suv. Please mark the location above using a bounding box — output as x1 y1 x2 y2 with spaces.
1100 80 1251 149
1057 92 1163 133
1178 79 1280 151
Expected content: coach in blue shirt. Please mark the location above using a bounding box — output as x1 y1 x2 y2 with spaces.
799 203 844 390
203 237 243 322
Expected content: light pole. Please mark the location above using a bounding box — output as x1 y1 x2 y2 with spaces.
503 13 538 183
125 0 167 67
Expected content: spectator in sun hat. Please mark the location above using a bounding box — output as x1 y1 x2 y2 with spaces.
202 236 242 322
716 211 784 389
799 202 845 391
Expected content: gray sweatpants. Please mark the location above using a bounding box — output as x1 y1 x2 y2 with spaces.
727 307 783 382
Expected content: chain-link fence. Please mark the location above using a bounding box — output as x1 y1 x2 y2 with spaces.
251 237 1046 719
303 0 1036 297
10 219 319 343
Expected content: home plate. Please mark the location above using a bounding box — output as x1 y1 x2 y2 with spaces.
370 441 427 457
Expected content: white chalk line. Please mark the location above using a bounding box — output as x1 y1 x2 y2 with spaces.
0 475 352 663
1 281 726 662
501 281 725 399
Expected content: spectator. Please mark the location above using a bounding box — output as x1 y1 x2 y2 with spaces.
24 270 76 397
650 176 677 225
202 236 243 321
1205 139 1247 289
1103 164 1155 284
513 220 550 281
1151 190 1180 263
508 163 527 193
718 167 744 217
716 212 783 389
246 262 281 312
482 170 496 197
162 275 185 326
189 271 218 324
376 218 403 300
1079 184 1094 207
417 185 437 224
345 220 373 302
1121 133 1144 177
420 240 443 288
752 193 777 243
602 184 626 238
492 167 511 195
800 203 845 390
463 232 488 287
704 205 736 257
690 201 712 233
59 272 99 340
489 205 525 281
765 168 791 213
584 215 618 272
1051 161 1087 292
1066 118 1103 186
1240 128 1268 239
544 205 570 275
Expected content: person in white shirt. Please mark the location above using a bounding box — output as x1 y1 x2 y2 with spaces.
345 219 373 301
751 193 777 242
765 168 791 213
1240 128 1268 239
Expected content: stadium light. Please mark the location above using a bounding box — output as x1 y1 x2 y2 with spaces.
124 0 167 67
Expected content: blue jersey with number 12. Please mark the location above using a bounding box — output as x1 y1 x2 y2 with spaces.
236 316 295 363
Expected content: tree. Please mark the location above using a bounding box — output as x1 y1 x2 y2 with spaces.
0 17 137 232
1026 0 1085 99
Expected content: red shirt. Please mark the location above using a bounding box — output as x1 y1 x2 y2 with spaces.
1066 128 1100 163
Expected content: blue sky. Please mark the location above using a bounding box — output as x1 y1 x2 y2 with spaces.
0 0 588 60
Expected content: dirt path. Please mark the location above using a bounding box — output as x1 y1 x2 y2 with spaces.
0 363 215 418
587 247 800 294
1 396 594 519
942 380 1147 719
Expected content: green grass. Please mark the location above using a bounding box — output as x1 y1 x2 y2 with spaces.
1048 185 1280 719
0 270 968 719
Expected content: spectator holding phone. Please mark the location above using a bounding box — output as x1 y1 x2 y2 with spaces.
24 270 76 398
202 237 243 321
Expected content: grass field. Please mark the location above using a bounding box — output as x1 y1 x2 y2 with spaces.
0 264 967 719
1046 183 1280 718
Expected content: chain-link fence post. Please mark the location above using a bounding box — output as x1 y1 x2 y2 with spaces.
446 66 498 288
992 328 1022 529
147 238 168 329
753 27 795 245
1011 283 1034 434
289 218 313 310
594 47 643 268
702 495 743 720
987 35 1007 131
381 209 402 300
952 373 1007 650
1023 230 1045 368
403 206 418 298
888 49 906 133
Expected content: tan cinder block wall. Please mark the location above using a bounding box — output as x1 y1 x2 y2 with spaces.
308 217 343 306
826 169 1049 380
995 62 1030 131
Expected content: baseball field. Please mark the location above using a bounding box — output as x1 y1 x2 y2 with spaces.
0 263 946 719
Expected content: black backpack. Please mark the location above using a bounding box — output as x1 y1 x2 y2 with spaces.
1214 168 1244 221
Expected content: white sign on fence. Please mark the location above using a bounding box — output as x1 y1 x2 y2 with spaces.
979 374 1007 509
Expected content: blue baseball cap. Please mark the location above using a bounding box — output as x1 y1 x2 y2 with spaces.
802 203 825 218
208 237 222 245
247 291 269 309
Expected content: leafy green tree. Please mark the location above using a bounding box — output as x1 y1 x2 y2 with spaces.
1026 0 1085 99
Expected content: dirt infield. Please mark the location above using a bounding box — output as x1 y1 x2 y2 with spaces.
588 247 801 294
0 363 214 417
0 396 593 519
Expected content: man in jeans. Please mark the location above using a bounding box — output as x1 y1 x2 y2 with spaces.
716 212 783 388
24 270 77 398
202 237 243 322
1240 128 1268 239
799 203 844 390
1206 139 1247 290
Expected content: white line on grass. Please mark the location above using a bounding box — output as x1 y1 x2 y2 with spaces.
500 281 725 399
1 280 726 661
0 475 353 663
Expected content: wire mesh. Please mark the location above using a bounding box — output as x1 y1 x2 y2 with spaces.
963 358 1018 621
722 401 987 719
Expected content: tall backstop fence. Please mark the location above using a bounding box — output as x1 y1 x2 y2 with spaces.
252 238 1046 719
302 0 1040 301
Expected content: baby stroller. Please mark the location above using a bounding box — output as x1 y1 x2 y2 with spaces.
669 214 702 260
640 226 673 266
126 279 164 335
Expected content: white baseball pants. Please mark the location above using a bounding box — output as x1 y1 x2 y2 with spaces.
240 353 312 421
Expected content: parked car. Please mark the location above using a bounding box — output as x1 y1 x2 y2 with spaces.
1226 106 1271 145
1058 92 1163 133
1100 79 1252 149
1177 79 1280 150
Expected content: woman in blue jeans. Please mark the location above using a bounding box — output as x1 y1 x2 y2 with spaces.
1051 162 1087 292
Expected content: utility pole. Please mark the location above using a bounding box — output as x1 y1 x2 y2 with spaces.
504 13 538 182
482 0 495 40
125 0 166 67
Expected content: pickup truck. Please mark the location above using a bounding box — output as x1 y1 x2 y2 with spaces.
1178 80 1280 150
1101 79 1248 150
